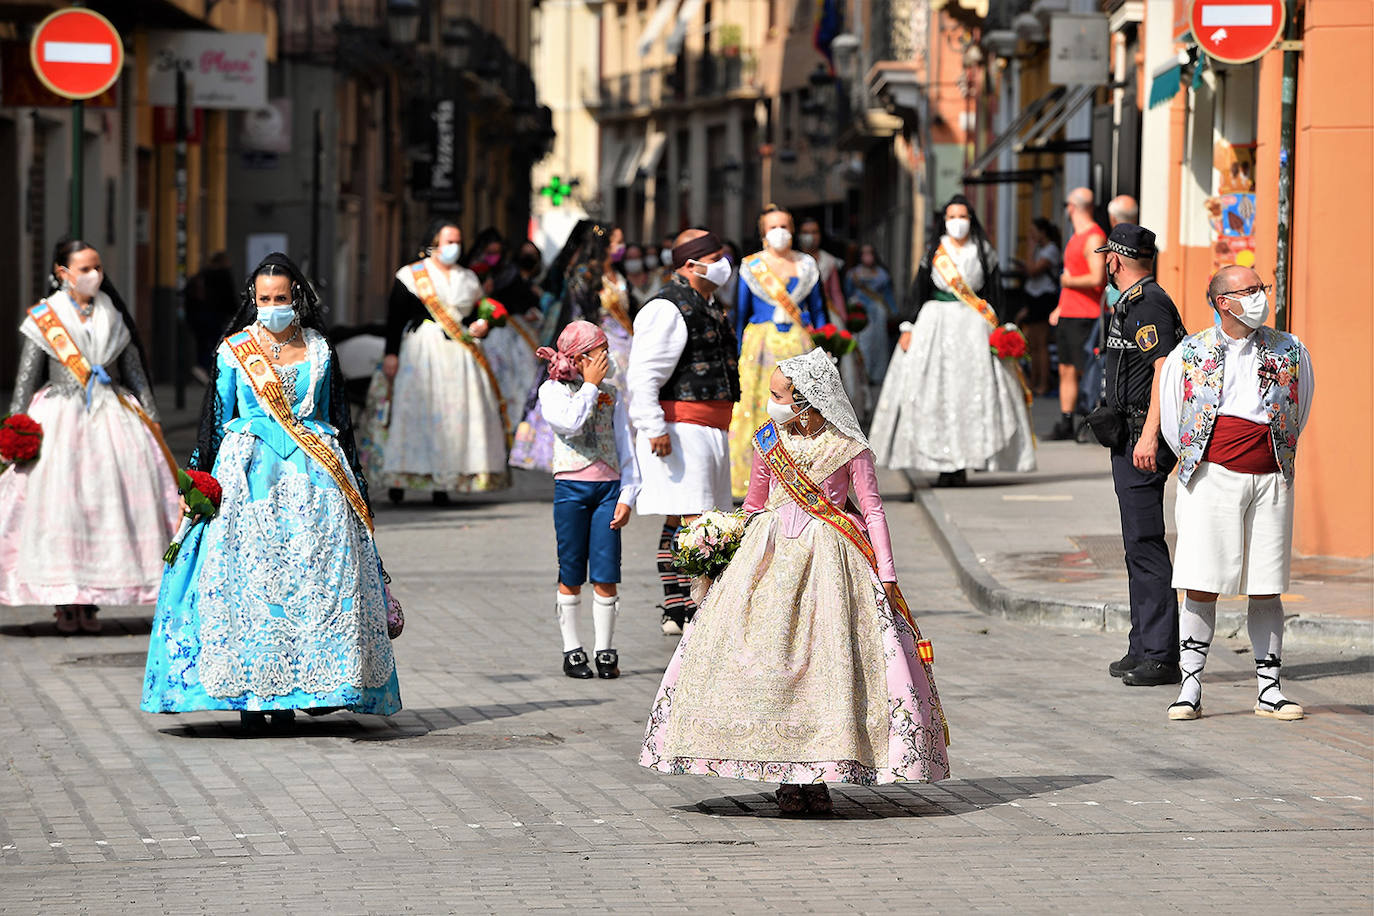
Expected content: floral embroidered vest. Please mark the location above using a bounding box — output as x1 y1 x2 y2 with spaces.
551 382 620 475
1176 324 1303 486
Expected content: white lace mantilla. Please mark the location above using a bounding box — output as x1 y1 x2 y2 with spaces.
195 433 394 699
777 348 868 448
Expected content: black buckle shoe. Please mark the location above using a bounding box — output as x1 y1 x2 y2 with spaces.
595 649 620 679
563 648 594 679
1109 653 1141 678
1122 659 1182 686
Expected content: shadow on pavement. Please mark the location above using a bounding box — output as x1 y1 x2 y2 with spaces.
0 616 153 638
681 774 1112 820
1207 655 1373 684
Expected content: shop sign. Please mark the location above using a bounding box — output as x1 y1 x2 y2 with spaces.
415 99 460 203
1191 0 1285 65
1049 14 1109 86
146 31 266 110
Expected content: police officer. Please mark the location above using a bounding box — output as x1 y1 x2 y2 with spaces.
1095 225 1184 687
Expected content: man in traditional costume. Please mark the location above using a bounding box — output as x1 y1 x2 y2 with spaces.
626 229 740 635
727 206 826 497
1159 264 1314 722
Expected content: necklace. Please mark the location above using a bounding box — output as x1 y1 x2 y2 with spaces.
73 295 95 320
258 323 301 361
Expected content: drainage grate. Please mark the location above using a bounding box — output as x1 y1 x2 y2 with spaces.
61 652 147 668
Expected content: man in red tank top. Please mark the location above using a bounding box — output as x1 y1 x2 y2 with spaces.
1048 188 1106 439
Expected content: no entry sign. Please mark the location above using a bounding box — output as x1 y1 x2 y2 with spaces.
29 8 124 100
1191 0 1286 65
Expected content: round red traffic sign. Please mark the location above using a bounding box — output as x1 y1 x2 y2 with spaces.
29 8 124 100
1191 0 1286 65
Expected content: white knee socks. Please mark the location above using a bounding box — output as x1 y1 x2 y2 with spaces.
1175 596 1216 707
556 592 581 652
1248 596 1290 707
593 594 618 652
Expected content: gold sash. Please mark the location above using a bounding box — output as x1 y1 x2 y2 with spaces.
408 261 512 446
598 279 634 335
26 300 179 478
752 419 949 745
930 244 1034 413
745 255 811 336
226 330 374 533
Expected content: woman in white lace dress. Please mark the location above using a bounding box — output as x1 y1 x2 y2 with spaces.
142 253 400 729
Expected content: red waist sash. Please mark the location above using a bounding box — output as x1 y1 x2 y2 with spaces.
660 399 733 430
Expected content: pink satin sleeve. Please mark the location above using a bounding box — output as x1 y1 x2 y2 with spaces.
850 450 896 581
741 452 772 513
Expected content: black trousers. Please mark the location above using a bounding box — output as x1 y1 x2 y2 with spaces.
1110 439 1179 663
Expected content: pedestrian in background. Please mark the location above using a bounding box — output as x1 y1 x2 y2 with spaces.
627 229 738 635
870 194 1034 487
799 217 867 419
0 239 179 634
1049 188 1107 439
727 204 825 498
186 251 238 382
535 320 640 680
844 243 897 385
1016 218 1061 395
465 228 539 446
1159 265 1314 721
142 252 401 729
1090 224 1185 688
622 242 658 307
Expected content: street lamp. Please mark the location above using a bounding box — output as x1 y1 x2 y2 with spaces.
387 0 422 48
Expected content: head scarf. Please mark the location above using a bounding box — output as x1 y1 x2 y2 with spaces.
536 319 607 382
671 232 724 269
776 348 868 448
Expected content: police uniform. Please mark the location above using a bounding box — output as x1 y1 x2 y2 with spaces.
1098 226 1184 680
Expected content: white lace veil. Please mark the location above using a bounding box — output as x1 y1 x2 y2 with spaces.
777 348 869 448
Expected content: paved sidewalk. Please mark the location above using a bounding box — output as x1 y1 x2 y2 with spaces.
0 467 1370 912
912 398 1373 650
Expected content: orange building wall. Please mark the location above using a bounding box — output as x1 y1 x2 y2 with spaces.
1286 1 1373 557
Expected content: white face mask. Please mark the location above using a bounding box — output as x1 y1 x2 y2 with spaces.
689 257 732 289
623 258 644 274
69 270 102 298
945 218 971 241
258 305 296 333
765 397 800 426
765 227 792 251
436 242 461 265
1224 289 1270 329
660 249 674 266
798 232 818 250
602 357 617 381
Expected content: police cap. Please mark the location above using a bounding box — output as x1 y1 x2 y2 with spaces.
1094 224 1157 260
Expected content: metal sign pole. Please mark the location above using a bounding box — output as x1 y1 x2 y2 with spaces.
175 68 188 409
70 98 83 236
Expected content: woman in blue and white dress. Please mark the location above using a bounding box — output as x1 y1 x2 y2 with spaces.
142 253 401 728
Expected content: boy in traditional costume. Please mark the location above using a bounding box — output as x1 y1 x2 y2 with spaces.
640 348 950 815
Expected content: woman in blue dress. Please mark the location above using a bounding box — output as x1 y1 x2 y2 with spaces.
142 253 401 729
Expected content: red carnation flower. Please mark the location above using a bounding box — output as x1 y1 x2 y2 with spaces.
838 329 853 340
184 468 223 509
819 323 838 335
0 413 43 465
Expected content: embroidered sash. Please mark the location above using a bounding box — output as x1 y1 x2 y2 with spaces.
408 261 512 446
753 419 949 744
226 331 374 533
27 300 179 477
930 244 1034 414
745 255 810 334
598 279 634 335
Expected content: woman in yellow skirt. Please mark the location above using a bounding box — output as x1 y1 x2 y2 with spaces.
727 205 826 497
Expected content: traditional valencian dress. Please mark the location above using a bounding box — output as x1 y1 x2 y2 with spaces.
844 263 896 384
641 350 950 786
364 259 510 495
726 251 826 497
0 291 178 606
142 326 400 715
511 266 634 472
870 236 1035 474
814 248 869 420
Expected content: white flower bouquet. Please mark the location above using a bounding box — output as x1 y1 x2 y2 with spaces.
672 510 750 580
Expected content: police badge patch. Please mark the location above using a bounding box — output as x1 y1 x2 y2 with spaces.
1135 324 1159 351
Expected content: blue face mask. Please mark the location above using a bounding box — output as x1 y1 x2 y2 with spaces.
258 305 296 333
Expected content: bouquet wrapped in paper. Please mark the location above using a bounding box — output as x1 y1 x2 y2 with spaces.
673 510 750 580
0 413 42 472
163 468 223 564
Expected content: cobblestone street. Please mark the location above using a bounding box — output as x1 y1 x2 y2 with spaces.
1 471 1370 913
